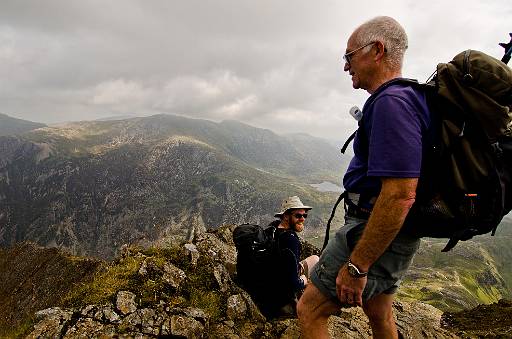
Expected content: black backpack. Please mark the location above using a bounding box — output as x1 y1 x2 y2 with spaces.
324 50 512 252
233 223 278 293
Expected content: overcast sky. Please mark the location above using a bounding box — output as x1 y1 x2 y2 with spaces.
1 0 510 141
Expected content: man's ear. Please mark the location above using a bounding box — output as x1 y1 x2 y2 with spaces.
373 41 386 61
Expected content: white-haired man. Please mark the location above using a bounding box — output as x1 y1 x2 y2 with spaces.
297 16 431 338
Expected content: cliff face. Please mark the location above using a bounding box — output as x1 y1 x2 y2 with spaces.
0 114 341 259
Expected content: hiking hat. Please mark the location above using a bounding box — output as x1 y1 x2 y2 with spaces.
274 196 312 217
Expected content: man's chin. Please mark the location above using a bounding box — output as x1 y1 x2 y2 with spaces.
351 76 360 89
295 224 305 232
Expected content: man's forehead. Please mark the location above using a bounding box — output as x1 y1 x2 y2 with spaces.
345 35 357 51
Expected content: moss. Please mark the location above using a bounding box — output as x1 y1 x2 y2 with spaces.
142 246 188 269
189 290 224 320
60 243 230 322
62 255 143 308
61 243 205 311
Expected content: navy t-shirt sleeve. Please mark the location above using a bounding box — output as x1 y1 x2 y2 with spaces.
278 232 305 292
367 94 423 178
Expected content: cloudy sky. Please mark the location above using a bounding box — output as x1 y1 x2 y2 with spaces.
1 0 510 141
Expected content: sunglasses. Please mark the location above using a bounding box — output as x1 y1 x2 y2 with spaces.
342 41 376 65
293 213 308 219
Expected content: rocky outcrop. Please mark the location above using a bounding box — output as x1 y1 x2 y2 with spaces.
25 225 457 338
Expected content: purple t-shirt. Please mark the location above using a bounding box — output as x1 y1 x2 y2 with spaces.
343 79 431 196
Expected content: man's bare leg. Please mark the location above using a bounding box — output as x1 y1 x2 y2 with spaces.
362 293 398 339
297 284 340 339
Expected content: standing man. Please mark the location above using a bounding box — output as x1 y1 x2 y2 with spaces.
297 16 431 339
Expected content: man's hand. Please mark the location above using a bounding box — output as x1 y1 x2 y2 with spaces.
335 263 366 307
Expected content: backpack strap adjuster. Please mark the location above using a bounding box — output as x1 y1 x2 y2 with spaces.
491 142 503 158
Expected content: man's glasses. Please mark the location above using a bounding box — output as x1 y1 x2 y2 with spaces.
293 213 308 219
342 41 376 65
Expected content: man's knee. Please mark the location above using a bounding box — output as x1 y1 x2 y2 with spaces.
297 284 338 324
363 294 395 323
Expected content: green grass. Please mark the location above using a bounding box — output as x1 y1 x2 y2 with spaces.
61 244 228 321
63 255 143 307
399 238 511 312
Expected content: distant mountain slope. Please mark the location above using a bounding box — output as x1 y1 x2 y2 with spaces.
0 114 343 259
25 114 344 181
399 220 512 312
0 113 46 136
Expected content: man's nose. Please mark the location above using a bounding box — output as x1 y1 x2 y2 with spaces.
343 62 350 72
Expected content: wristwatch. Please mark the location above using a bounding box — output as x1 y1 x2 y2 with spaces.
347 259 368 278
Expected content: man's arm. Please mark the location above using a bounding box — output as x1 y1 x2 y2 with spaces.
336 177 417 305
350 177 417 271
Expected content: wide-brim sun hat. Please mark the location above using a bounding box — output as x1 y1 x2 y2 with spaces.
274 196 312 217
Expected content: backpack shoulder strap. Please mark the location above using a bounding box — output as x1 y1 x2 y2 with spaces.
322 191 347 252
340 130 357 154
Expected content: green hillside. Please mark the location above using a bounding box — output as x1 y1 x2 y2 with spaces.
399 220 512 312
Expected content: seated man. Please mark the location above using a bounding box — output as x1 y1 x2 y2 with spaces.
248 196 319 318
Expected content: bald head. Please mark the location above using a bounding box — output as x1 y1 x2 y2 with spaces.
351 16 408 71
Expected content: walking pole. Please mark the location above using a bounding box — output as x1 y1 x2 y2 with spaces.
500 33 512 64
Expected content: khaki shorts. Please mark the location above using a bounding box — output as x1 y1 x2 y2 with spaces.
310 215 420 302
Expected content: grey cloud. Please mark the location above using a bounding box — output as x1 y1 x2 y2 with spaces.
0 0 510 139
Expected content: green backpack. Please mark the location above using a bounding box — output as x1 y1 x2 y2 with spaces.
402 50 512 251
325 50 512 252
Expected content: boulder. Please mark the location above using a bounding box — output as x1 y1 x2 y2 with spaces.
170 315 204 338
184 243 200 266
163 262 187 289
65 318 116 338
214 263 232 292
226 294 248 320
116 290 138 315
26 308 73 339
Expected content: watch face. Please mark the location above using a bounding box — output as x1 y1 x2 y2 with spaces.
348 263 359 276
348 262 366 277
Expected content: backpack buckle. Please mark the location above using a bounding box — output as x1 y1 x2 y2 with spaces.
491 142 503 158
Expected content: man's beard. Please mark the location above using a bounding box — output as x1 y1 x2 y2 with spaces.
293 222 305 233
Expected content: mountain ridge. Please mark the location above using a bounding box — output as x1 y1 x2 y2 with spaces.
0 114 344 259
0 113 46 136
